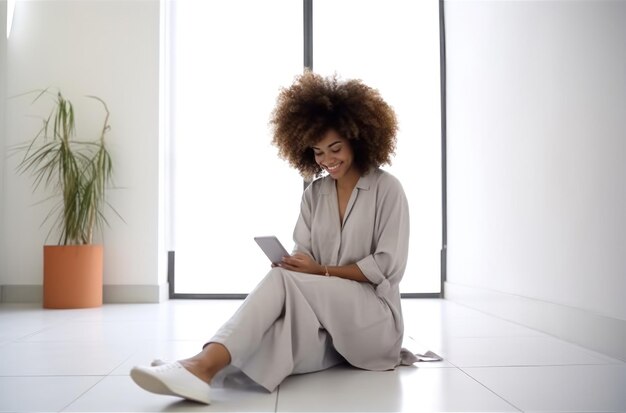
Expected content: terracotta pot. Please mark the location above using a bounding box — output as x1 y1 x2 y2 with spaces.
43 245 103 309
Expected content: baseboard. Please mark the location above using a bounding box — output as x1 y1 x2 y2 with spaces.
103 284 170 303
445 281 626 362
0 285 43 303
0 283 170 304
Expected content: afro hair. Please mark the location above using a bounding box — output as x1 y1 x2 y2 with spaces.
270 71 398 179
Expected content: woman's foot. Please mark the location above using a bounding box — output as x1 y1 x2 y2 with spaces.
130 361 211 405
179 359 213 383
149 358 213 383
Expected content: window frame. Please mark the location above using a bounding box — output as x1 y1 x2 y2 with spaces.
166 0 447 300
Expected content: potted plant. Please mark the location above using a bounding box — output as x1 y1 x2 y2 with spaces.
15 89 119 308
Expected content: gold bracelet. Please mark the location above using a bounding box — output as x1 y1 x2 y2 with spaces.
324 265 330 277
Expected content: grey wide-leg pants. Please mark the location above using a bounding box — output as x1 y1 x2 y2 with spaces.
208 267 379 392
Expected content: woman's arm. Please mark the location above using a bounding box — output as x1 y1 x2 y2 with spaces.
280 253 369 283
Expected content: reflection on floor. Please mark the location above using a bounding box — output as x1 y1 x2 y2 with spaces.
0 299 624 412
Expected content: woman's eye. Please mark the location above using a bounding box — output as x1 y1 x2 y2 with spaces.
331 148 341 153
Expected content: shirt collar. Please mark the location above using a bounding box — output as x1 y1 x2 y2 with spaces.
318 168 376 195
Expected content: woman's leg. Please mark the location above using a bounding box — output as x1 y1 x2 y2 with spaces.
207 268 288 366
129 269 293 403
209 269 345 391
164 268 288 386
179 343 231 384
131 268 347 399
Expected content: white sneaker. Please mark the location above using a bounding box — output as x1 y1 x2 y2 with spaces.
150 359 167 367
130 361 211 404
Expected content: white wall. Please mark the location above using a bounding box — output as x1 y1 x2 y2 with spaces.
1 0 8 294
445 1 626 360
1 0 166 302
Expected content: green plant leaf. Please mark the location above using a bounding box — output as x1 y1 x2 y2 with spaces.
14 89 120 246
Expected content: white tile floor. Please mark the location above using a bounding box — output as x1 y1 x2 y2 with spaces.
0 298 624 412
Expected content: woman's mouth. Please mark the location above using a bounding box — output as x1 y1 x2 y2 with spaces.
325 162 341 173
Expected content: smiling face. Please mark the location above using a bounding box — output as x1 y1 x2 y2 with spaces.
312 129 358 181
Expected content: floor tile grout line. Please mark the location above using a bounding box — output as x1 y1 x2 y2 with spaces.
58 375 109 413
444 300 625 364
104 341 146 377
4 322 70 343
438 361 624 369
437 356 526 412
0 374 112 378
274 384 280 412
410 335 623 369
417 358 524 412
456 366 525 412
3 300 622 412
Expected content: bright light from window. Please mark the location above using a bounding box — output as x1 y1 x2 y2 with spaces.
169 0 442 295
171 0 303 294
7 0 16 39
315 0 442 293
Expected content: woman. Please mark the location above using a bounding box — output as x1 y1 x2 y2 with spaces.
130 72 418 405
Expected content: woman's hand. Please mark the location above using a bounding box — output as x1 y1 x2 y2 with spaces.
279 253 324 275
278 254 369 282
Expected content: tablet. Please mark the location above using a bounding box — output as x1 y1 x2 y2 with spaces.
254 236 290 265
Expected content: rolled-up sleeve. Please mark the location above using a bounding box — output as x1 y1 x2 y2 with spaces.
356 175 410 294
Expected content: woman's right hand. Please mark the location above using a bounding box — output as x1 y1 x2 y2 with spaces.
278 253 324 275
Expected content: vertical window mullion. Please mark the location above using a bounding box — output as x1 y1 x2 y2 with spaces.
304 0 313 70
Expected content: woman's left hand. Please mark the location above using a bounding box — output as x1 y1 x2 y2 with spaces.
280 253 324 275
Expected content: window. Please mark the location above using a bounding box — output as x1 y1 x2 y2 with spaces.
314 0 442 293
168 0 442 295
